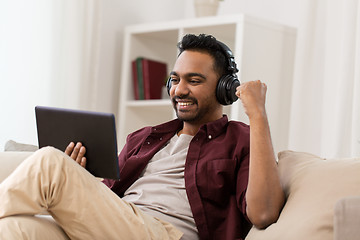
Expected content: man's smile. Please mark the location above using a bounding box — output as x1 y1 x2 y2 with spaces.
174 98 196 111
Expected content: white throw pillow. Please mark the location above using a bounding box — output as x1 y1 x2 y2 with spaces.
245 150 360 240
4 140 38 152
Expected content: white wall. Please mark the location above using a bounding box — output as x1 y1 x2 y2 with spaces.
0 0 53 150
0 0 302 151
185 0 302 28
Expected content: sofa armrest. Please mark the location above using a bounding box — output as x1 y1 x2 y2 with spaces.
0 152 33 183
334 196 360 240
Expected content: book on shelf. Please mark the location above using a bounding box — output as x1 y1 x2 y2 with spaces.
131 57 167 100
131 60 139 100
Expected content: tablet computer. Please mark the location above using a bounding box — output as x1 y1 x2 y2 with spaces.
35 106 120 180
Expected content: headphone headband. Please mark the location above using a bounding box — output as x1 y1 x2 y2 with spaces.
216 41 239 75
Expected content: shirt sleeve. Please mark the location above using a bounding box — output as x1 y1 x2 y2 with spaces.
237 152 250 217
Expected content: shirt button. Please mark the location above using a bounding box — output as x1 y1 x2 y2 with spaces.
159 137 162 141
147 142 150 145
208 135 212 139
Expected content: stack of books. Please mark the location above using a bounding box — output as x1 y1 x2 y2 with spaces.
131 57 168 100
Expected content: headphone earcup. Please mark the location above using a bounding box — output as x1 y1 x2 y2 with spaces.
166 77 172 96
216 75 240 105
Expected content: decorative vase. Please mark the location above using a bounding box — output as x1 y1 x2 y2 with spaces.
194 0 219 17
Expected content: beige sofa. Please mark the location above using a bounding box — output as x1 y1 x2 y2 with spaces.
1 150 360 239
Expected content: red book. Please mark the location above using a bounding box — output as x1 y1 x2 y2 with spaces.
141 58 167 100
131 60 139 100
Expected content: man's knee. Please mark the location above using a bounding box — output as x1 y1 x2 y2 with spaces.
35 146 64 158
23 146 75 177
32 146 70 166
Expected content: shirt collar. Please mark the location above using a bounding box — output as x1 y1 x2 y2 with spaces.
151 115 229 138
151 118 183 134
200 115 228 139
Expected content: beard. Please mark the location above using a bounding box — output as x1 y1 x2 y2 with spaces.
172 95 217 123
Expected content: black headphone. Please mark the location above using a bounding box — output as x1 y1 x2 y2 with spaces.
166 40 240 105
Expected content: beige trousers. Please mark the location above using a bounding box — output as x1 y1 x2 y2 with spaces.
0 147 183 240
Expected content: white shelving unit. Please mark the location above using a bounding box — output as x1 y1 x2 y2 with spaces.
117 14 296 154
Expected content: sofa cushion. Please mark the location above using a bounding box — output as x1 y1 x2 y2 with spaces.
4 140 38 152
0 152 33 183
245 150 360 240
334 196 360 240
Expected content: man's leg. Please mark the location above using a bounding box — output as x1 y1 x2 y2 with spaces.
0 147 183 240
0 215 70 239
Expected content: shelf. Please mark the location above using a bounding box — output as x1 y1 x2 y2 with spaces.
117 14 297 153
126 99 172 107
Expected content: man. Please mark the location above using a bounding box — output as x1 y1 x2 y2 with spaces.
0 34 284 240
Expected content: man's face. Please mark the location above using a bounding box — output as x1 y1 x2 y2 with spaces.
169 50 222 125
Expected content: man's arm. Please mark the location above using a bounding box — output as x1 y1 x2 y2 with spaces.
236 80 285 229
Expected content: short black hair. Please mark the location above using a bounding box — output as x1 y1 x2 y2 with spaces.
177 34 228 78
